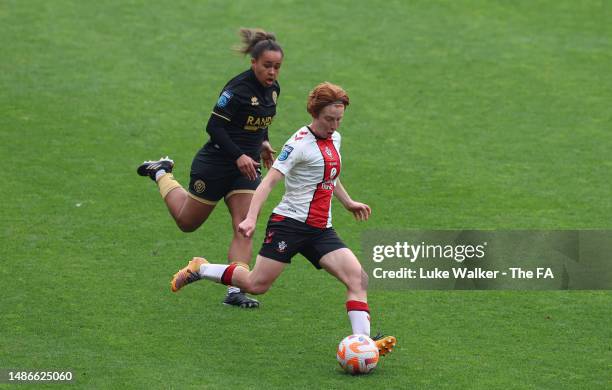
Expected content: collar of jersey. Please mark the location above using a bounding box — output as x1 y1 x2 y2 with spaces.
306 125 329 140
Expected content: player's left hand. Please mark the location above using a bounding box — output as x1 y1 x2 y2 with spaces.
260 141 277 170
345 201 371 221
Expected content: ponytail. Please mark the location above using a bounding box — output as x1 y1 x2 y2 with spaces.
237 28 283 59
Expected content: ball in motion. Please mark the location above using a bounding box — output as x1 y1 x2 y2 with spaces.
336 334 379 374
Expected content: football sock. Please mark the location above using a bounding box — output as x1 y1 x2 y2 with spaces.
227 259 247 293
157 173 182 199
198 262 250 285
346 300 371 337
155 169 167 181
221 262 249 285
198 263 228 283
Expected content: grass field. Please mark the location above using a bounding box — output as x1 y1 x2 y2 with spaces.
1 0 611 388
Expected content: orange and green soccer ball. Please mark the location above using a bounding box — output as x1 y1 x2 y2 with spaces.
336 334 379 374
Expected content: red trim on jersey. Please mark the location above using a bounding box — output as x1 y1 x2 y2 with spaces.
270 213 286 222
221 263 239 285
305 138 341 228
346 300 370 313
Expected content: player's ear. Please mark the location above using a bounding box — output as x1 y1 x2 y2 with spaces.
251 57 256 66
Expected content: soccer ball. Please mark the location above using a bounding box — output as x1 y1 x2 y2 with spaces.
336 334 379 374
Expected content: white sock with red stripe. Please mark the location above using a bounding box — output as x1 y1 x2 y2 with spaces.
198 264 228 282
198 262 246 286
346 300 371 337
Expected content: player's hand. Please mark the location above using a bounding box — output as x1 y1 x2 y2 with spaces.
260 141 277 170
345 201 371 221
236 154 260 181
238 217 257 238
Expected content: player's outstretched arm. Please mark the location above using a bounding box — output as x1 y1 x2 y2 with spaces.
238 168 285 237
333 179 371 221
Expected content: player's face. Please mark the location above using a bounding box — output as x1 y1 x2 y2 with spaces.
251 50 283 87
312 104 345 138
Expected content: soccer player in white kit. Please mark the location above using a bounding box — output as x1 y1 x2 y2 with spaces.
171 82 396 355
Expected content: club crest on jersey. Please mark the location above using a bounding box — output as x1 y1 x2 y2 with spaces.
278 145 294 161
277 241 288 253
272 90 278 104
251 96 259 106
325 146 332 158
216 90 232 108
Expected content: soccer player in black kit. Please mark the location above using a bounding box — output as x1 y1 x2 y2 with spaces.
137 28 282 308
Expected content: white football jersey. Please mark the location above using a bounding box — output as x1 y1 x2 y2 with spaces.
272 126 342 228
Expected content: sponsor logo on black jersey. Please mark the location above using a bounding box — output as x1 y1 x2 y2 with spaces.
244 115 273 131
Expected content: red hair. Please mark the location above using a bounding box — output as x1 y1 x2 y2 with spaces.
307 82 349 117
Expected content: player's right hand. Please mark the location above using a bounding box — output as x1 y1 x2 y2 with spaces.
236 154 260 181
238 217 256 238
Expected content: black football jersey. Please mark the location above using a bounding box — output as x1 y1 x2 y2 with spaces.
201 69 280 163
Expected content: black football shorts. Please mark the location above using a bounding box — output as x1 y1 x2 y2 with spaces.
188 158 260 204
258 214 347 269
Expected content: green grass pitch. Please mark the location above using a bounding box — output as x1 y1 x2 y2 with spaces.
1 1 611 388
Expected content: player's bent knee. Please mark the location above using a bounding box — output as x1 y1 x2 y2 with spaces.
175 215 206 232
177 225 196 233
246 281 271 295
249 285 270 295
176 221 198 233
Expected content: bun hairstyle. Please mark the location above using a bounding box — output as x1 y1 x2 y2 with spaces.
307 82 350 117
237 28 283 60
